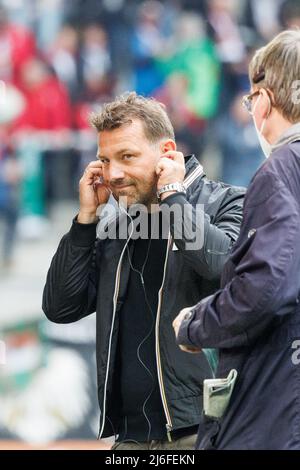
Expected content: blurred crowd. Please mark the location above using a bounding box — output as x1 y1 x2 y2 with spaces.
1 0 300 267
1 0 300 446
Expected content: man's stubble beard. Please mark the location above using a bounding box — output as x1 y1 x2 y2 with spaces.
115 176 158 210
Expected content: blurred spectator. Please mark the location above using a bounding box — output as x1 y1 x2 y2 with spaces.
94 0 134 84
0 0 38 29
0 2 36 84
80 24 111 94
73 49 114 136
0 83 24 269
206 0 258 112
215 91 264 186
14 58 74 207
1 0 65 49
16 58 71 131
63 0 107 26
73 24 114 175
36 0 65 50
0 126 21 269
244 0 284 41
130 1 166 95
162 12 221 120
280 0 300 29
155 73 205 156
180 0 206 14
207 0 246 64
73 75 113 179
48 25 80 101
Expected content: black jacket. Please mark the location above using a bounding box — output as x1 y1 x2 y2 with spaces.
42 155 245 439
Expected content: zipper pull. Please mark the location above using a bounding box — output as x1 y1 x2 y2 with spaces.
166 424 172 442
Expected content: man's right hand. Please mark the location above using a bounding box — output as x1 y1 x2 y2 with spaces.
78 161 111 224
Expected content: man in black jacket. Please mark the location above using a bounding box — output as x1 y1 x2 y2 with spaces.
43 92 245 450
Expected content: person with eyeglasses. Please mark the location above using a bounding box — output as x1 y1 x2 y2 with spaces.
174 29 300 450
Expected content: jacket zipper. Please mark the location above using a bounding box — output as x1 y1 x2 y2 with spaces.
99 222 133 438
155 235 173 441
155 164 204 441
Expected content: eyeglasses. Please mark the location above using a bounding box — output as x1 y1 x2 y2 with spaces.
242 90 260 115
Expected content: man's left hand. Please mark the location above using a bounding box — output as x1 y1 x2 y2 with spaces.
173 308 202 354
156 151 186 200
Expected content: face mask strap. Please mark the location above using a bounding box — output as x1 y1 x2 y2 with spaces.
253 92 272 134
251 93 261 115
260 117 266 135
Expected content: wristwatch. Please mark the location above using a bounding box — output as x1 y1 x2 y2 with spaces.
157 182 186 200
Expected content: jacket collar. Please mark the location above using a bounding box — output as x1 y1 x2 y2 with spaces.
185 154 205 178
272 122 300 152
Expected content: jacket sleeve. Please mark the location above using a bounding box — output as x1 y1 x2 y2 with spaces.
42 217 99 324
177 172 300 349
160 186 245 280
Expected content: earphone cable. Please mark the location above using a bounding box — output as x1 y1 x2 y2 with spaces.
119 204 158 442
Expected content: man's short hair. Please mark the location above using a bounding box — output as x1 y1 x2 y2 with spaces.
248 29 300 123
90 92 175 143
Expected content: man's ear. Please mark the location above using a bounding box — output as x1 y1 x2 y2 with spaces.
160 139 176 154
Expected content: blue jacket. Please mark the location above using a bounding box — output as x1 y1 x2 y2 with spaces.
178 140 300 449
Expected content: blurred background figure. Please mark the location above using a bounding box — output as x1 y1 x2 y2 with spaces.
0 0 291 449
155 73 204 156
16 58 71 131
0 83 24 272
81 24 111 91
156 11 221 157
163 12 220 119
36 0 66 50
0 2 36 84
207 0 246 65
215 90 264 187
130 0 166 95
243 0 285 42
48 25 80 101
14 57 73 223
0 126 21 270
280 0 300 29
